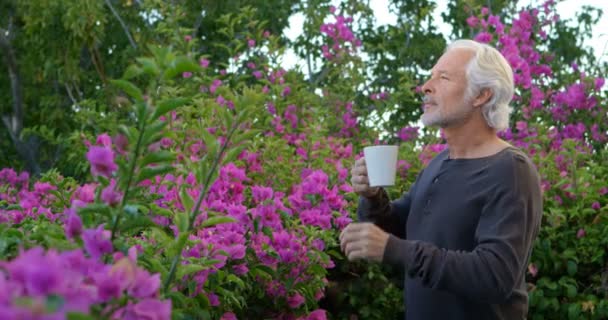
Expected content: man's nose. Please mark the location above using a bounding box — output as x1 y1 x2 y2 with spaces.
421 79 433 94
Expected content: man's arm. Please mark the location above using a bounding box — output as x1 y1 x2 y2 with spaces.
382 154 542 303
357 188 412 239
356 170 423 238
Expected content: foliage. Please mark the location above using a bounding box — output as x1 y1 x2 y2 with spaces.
0 0 607 319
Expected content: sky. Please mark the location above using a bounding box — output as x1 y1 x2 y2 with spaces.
281 0 608 70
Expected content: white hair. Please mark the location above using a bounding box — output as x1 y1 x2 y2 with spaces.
446 40 515 131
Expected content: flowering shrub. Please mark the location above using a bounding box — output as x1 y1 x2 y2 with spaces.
1 1 607 319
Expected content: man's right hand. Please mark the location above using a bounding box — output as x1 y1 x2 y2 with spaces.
350 157 380 199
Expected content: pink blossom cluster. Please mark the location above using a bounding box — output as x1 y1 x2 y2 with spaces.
0 246 169 319
320 6 362 61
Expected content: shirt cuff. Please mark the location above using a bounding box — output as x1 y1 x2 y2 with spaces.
382 234 415 270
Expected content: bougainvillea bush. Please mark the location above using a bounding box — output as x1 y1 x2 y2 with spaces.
0 1 607 319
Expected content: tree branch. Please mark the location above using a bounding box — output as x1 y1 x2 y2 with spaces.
104 0 138 50
0 27 23 135
0 22 41 176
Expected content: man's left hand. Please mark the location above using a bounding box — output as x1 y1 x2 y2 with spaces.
339 222 390 262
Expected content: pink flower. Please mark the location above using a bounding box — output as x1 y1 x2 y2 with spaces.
96 133 112 147
527 263 538 277
248 39 256 47
86 146 118 178
221 312 238 320
184 35 192 42
577 228 586 238
64 208 83 239
287 292 305 308
82 225 113 260
466 16 479 27
304 310 327 320
182 72 193 78
199 58 210 68
592 201 601 210
210 79 222 94
474 32 493 43
101 179 122 207
122 299 171 320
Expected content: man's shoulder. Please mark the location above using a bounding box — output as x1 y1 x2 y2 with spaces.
489 146 540 181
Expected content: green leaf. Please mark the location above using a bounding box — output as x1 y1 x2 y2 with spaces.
136 164 174 184
222 145 246 164
118 125 136 144
136 57 160 76
233 129 260 145
164 56 203 80
151 204 173 217
568 303 581 319
180 187 194 214
166 291 189 309
142 121 168 146
175 260 220 279
151 98 189 121
168 232 189 257
141 151 176 167
110 79 143 102
175 211 189 233
199 216 236 228
78 203 112 218
45 294 64 312
567 260 578 276
122 64 143 79
200 128 218 158
67 312 97 320
219 107 233 131
565 284 577 298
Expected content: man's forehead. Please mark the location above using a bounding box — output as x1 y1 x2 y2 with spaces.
431 50 473 74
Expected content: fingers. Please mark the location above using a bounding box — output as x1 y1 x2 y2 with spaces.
352 158 368 176
339 223 372 256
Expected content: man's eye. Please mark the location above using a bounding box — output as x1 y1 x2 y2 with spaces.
440 76 449 80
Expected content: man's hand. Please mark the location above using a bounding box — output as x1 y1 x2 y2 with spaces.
339 222 390 262
351 157 380 198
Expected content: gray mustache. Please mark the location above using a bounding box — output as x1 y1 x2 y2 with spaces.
422 96 435 104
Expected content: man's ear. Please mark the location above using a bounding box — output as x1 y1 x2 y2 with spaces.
472 88 492 108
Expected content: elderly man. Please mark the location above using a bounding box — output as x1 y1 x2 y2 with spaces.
340 39 542 320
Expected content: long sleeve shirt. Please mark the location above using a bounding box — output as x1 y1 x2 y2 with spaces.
357 146 542 320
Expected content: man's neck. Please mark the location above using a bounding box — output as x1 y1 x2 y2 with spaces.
442 119 509 159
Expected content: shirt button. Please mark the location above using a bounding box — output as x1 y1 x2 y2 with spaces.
426 199 431 206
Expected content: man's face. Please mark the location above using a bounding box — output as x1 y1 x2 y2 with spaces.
420 48 475 128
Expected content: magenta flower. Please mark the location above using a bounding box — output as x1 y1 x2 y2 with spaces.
221 312 238 320
101 179 122 207
86 146 117 178
96 133 113 147
287 292 306 308
122 299 172 320
64 208 83 239
82 225 113 260
577 228 586 238
466 16 479 27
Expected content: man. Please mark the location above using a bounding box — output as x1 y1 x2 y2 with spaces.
339 39 542 320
